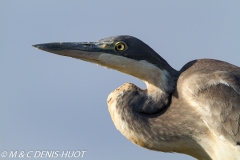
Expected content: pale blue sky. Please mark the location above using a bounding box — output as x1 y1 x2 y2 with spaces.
1 1 240 160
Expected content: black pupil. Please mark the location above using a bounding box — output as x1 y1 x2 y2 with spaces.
118 44 123 50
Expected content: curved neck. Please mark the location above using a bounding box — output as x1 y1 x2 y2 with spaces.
98 53 179 93
107 83 211 159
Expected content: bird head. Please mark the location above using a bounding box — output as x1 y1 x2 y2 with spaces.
33 35 177 92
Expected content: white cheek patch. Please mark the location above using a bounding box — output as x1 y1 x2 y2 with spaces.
98 53 169 92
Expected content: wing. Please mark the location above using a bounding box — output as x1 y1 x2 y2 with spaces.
184 67 240 145
199 81 240 145
179 60 240 145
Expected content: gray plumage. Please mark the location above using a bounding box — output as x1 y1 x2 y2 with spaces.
33 35 240 160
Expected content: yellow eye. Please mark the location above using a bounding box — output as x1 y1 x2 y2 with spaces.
115 42 127 51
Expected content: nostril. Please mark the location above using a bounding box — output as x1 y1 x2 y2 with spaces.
82 43 92 47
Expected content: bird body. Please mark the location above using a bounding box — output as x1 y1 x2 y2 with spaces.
107 58 240 160
33 35 240 160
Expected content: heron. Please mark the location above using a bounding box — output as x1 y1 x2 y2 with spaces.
33 35 240 160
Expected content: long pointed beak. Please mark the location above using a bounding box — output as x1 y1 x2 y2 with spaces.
33 42 107 63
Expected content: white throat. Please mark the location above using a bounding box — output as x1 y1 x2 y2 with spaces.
98 53 171 95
